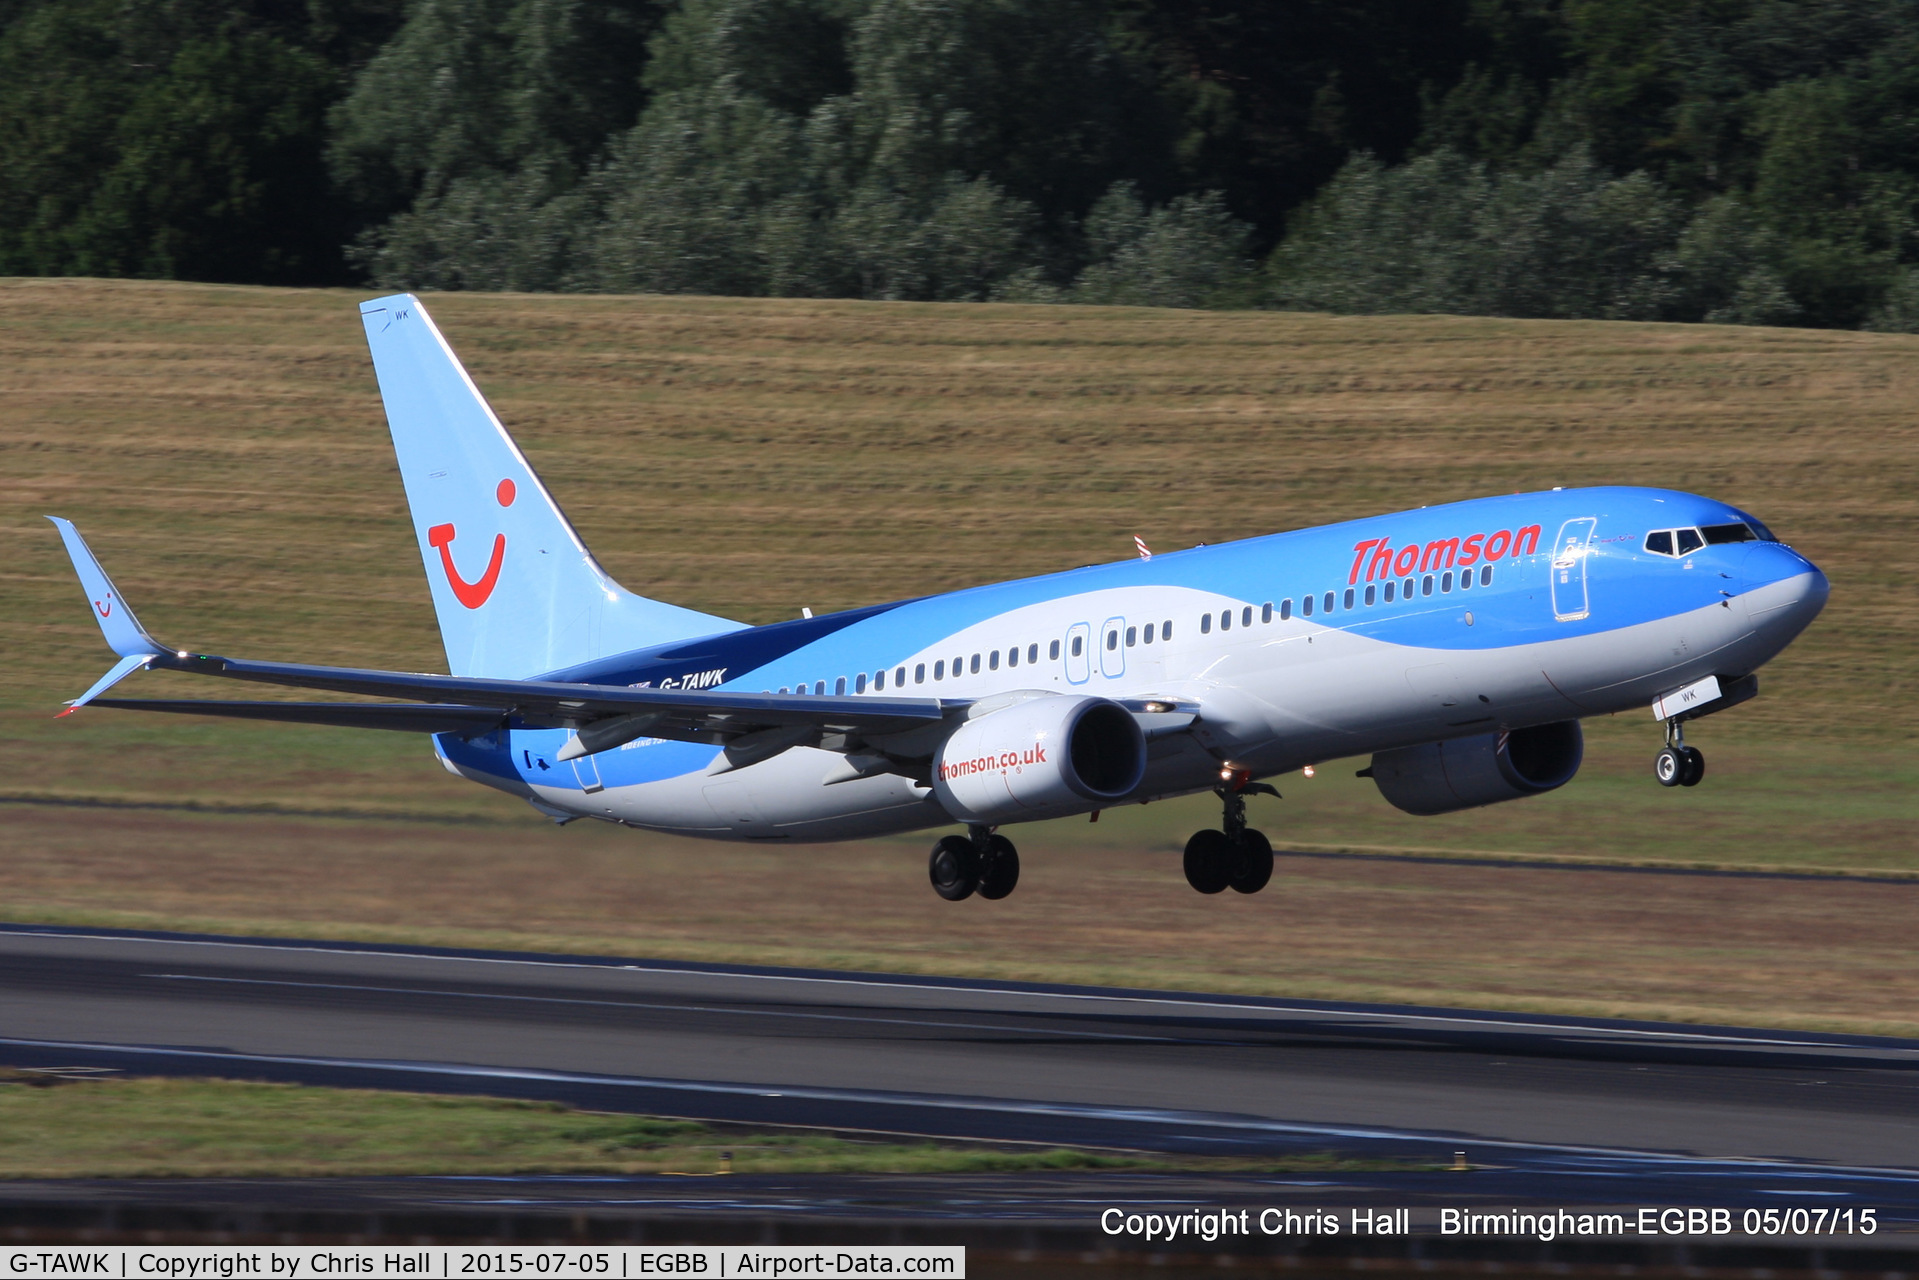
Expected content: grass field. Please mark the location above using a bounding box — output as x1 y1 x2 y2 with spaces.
0 1073 1383 1177
3 278 1915 1033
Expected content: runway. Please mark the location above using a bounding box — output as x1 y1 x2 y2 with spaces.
0 924 1915 1180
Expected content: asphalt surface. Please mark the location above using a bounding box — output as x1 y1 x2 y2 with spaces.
0 925 1915 1208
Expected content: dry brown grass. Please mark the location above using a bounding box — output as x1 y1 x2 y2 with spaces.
1 279 1915 1027
5 799 1916 1037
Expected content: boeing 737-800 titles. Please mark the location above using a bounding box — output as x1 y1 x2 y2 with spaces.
50 295 1830 900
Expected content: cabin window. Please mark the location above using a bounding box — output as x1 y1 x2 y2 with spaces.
835 677 846 695
1441 571 1453 593
779 687 789 695
989 650 999 670
1261 602 1273 623
814 681 826 695
1403 577 1415 598
1702 522 1757 545
1301 594 1313 617
1053 639 1063 659
855 673 867 693
1365 584 1376 606
872 671 883 691
1162 620 1173 640
970 653 981 673
1106 629 1118 650
1007 646 1018 668
1479 565 1493 586
1421 575 1434 596
1323 591 1335 614
896 666 907 685
1676 527 1704 554
1201 614 1212 634
1142 624 1154 644
933 660 944 680
1241 606 1252 628
915 663 926 684
1644 530 1674 556
1384 582 1396 602
1458 571 1472 591
1126 626 1137 647
1070 635 1082 656
1343 588 1355 609
1028 643 1039 663
1220 610 1232 631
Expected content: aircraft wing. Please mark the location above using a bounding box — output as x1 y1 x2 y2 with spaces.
48 516 953 763
90 700 514 735
107 649 954 762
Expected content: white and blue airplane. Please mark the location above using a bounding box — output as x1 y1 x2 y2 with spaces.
50 295 1829 900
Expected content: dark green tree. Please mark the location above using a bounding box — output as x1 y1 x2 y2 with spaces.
0 0 353 282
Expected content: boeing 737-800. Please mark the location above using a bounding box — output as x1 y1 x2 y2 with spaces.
50 295 1829 900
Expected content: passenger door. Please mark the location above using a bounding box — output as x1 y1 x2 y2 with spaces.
1065 622 1092 684
1100 616 1127 679
1551 517 1598 622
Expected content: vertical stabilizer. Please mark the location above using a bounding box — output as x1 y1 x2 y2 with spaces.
359 295 742 679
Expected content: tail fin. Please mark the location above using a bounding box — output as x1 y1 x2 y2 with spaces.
358 295 742 679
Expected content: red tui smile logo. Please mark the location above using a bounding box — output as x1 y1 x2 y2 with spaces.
428 479 515 609
94 593 112 618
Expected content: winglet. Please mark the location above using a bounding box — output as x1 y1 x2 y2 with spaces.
58 652 155 715
47 517 165 658
47 517 165 713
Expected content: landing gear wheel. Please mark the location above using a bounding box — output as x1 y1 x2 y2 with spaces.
1183 829 1234 895
1654 745 1685 787
978 834 1020 900
929 835 980 901
1679 746 1705 787
1229 828 1274 895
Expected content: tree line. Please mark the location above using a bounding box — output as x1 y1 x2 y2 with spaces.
8 0 1919 330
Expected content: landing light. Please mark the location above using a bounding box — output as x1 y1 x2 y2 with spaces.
1303 765 1316 778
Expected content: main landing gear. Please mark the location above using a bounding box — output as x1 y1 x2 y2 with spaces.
1183 770 1279 895
1655 720 1706 788
929 825 1020 901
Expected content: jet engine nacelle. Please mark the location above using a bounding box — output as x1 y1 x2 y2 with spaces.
932 695 1146 825
1370 721 1583 816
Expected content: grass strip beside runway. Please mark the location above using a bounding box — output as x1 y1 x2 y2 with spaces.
0 1072 1395 1178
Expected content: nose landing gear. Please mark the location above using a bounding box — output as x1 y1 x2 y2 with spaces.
928 825 1020 901
1655 722 1705 788
1183 770 1279 895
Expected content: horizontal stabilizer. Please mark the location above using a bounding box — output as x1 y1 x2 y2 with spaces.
92 700 509 734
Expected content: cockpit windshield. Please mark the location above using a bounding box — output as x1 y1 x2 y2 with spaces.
1701 522 1758 545
1646 519 1779 557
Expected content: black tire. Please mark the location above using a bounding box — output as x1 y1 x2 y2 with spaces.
1183 829 1233 894
1679 746 1706 787
1230 828 1274 894
929 835 979 901
1654 746 1685 787
978 835 1021 900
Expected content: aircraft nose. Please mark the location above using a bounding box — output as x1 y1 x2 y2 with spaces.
1739 544 1829 638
